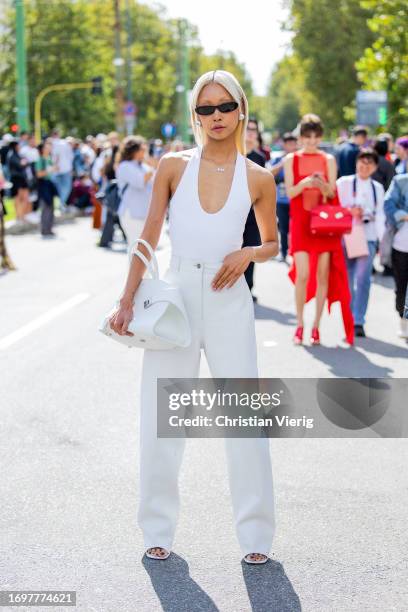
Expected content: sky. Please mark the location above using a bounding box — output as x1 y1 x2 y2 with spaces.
143 0 293 96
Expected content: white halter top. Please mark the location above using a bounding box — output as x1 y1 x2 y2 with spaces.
168 145 252 262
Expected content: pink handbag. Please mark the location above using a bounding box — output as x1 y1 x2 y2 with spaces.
343 220 369 258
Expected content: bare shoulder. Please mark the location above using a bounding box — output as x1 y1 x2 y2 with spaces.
245 157 270 179
325 152 336 163
159 147 198 196
159 148 196 171
284 152 295 163
245 158 276 203
245 158 275 186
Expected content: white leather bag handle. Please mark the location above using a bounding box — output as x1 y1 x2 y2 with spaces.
129 238 159 280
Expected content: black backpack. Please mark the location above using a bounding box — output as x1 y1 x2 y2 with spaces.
103 180 128 213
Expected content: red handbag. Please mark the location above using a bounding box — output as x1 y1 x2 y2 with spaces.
310 202 353 237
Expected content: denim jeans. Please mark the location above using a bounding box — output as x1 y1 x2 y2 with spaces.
52 172 72 207
346 240 377 325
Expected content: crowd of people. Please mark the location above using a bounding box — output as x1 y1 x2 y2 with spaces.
265 121 408 344
0 130 177 239
1 118 407 344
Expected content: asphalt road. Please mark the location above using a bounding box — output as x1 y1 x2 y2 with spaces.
1 217 407 612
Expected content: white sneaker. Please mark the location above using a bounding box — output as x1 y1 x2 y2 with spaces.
24 211 40 224
398 318 408 338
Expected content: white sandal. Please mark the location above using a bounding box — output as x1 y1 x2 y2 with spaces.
243 553 269 565
145 547 171 560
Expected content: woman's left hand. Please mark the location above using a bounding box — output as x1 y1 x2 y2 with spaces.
212 248 253 290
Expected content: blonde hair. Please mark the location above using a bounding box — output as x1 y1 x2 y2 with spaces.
190 70 249 155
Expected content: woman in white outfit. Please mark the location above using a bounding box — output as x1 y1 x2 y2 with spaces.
109 70 278 564
116 136 154 251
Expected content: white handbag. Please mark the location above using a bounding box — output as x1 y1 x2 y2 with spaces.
98 238 191 349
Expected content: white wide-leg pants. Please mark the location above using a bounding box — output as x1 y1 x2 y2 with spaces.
119 209 145 256
137 254 275 556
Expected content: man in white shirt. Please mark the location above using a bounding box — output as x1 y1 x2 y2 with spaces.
19 134 39 164
337 148 385 337
19 134 40 222
50 130 74 211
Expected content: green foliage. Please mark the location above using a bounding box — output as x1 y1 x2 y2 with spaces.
193 49 253 98
0 0 117 135
284 0 374 132
266 54 314 134
356 0 408 133
0 0 254 138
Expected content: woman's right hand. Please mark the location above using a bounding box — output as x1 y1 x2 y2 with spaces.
350 206 363 218
300 175 318 190
108 300 135 336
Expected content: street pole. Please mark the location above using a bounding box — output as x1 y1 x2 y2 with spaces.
125 0 132 104
178 20 190 143
124 0 135 135
15 0 30 133
113 0 124 134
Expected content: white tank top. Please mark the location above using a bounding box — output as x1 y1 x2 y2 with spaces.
168 145 252 262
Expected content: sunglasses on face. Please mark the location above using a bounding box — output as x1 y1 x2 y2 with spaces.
195 101 239 116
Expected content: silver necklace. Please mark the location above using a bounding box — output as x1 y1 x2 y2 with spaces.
202 155 235 173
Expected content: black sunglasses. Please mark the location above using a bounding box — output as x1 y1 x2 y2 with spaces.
195 101 239 116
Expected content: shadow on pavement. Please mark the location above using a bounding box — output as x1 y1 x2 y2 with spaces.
142 553 301 611
371 273 394 289
254 303 296 325
97 244 128 254
303 345 394 377
355 336 408 358
142 552 220 611
242 558 301 612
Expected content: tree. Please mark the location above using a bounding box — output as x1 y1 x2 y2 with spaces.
266 54 313 134
284 0 374 132
193 49 253 97
0 0 118 135
356 0 408 133
0 0 253 138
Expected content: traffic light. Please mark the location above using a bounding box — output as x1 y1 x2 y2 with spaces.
10 124 19 133
91 76 103 95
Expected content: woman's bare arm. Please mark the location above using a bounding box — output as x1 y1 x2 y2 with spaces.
327 154 337 193
313 154 337 199
252 170 279 262
284 153 316 199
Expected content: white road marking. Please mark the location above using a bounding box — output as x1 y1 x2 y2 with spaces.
263 340 278 347
0 292 90 350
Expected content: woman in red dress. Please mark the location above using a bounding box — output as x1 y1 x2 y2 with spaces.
284 114 354 346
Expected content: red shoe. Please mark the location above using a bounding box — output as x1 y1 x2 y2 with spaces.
293 326 304 345
310 327 320 345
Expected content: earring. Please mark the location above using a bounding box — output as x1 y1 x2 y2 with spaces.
195 119 202 127
239 113 245 120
